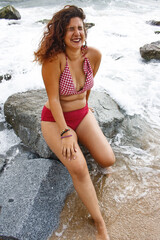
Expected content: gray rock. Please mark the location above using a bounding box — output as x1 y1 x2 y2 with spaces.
0 156 73 240
0 5 21 20
0 157 6 172
0 236 19 240
89 91 124 136
0 74 12 82
140 41 160 60
85 22 95 30
146 20 160 26
4 74 12 81
4 89 52 158
4 89 124 158
36 18 50 24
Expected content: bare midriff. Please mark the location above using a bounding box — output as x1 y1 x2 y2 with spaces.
45 91 87 112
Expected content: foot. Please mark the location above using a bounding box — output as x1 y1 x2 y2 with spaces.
95 220 110 240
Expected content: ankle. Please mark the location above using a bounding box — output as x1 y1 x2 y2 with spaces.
94 218 106 229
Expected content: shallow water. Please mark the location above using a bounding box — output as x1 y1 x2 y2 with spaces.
49 116 160 239
0 0 160 239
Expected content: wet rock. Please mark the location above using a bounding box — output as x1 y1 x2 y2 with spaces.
8 21 21 25
0 5 21 20
4 89 52 158
85 22 95 30
0 156 73 240
89 91 124 137
0 157 6 172
111 54 124 60
4 74 12 81
0 236 19 240
0 75 3 82
36 19 49 24
146 20 160 26
0 74 12 82
0 122 6 131
140 41 160 60
4 89 124 158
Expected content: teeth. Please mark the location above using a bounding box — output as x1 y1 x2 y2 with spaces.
72 39 80 42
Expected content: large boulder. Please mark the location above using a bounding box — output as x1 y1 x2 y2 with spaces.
0 156 73 240
4 89 124 158
140 41 160 60
0 5 21 20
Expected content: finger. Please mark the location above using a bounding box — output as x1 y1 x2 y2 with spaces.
62 147 67 158
66 147 71 160
73 143 77 153
70 147 76 160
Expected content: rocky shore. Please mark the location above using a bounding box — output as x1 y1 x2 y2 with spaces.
0 4 160 240
0 4 160 61
0 89 124 240
140 41 160 60
0 5 21 20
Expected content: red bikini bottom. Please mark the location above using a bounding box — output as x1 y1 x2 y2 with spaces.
41 103 89 130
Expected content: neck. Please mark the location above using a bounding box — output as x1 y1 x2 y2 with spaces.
65 47 82 61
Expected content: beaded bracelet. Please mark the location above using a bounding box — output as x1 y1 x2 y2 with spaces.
61 134 72 139
60 128 70 136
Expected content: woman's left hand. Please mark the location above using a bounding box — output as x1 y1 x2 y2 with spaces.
61 135 77 161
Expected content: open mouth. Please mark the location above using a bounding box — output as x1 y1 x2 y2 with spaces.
71 38 81 43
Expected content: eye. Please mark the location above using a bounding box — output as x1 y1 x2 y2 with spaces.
67 27 74 31
78 26 83 31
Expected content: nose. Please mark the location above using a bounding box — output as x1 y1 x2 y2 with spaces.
74 28 80 35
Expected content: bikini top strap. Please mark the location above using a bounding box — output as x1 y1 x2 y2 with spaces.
81 45 88 56
65 55 69 66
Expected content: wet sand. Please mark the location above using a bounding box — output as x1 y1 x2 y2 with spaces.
48 160 160 240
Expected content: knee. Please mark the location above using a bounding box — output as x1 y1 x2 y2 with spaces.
99 151 116 168
69 161 88 181
107 152 116 167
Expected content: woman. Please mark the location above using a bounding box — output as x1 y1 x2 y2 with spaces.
34 5 115 240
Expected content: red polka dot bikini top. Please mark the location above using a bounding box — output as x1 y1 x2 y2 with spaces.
59 56 94 96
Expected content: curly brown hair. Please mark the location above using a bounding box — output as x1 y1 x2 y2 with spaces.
34 5 87 64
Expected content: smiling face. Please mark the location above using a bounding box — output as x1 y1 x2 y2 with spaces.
64 17 86 50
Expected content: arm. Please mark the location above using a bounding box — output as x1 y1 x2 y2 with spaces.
86 90 91 102
86 48 102 104
42 56 67 132
90 47 102 77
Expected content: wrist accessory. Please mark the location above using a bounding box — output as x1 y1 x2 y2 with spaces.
60 128 70 136
61 134 72 139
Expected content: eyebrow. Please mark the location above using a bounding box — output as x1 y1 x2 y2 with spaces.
66 26 83 30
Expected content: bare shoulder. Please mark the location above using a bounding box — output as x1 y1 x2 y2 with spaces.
42 53 66 86
42 53 64 73
87 47 102 77
87 47 102 63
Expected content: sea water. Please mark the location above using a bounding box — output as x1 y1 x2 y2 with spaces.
0 0 160 239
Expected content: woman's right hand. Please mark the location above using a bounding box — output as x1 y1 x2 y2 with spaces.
61 134 77 160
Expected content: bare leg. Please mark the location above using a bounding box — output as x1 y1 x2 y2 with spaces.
41 121 110 239
76 110 115 239
76 110 115 168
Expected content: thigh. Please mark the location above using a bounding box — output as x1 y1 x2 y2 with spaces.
76 110 115 167
41 121 88 175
